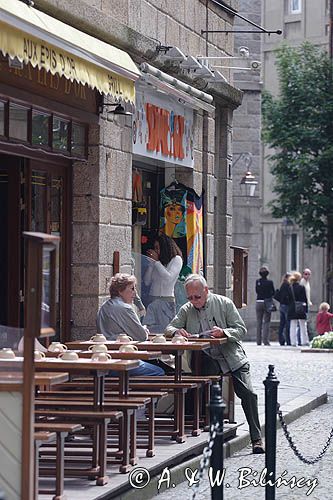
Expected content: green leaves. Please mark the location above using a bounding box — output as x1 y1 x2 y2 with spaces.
262 42 333 247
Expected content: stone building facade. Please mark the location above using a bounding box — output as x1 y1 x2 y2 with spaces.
2 0 244 342
232 0 262 339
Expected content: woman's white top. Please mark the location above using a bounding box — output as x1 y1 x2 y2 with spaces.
144 255 183 298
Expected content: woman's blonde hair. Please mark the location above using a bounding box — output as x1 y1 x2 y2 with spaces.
109 273 136 298
289 271 302 284
319 302 330 312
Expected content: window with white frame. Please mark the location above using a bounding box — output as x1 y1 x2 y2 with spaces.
290 0 302 14
286 233 299 271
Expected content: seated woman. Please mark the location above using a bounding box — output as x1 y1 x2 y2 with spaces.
96 273 164 376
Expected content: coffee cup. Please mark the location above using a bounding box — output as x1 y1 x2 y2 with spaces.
0 348 16 359
116 334 133 343
48 342 67 353
58 351 79 361
152 334 167 343
91 352 112 362
119 344 138 353
88 344 108 353
172 335 188 344
90 334 107 343
34 350 46 360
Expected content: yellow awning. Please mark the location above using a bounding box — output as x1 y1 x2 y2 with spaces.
0 0 140 102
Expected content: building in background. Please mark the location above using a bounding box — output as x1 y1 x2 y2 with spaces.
261 0 330 333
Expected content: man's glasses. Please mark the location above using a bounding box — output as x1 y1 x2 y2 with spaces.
187 295 202 301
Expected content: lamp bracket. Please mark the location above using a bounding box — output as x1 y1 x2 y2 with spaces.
201 1 282 36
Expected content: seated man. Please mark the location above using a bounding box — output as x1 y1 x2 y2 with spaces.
96 273 164 376
165 274 264 454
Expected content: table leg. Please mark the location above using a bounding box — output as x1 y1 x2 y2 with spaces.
96 418 109 486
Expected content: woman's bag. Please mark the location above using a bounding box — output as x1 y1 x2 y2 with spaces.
264 297 277 313
290 285 306 316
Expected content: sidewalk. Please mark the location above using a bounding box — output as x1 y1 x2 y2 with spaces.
124 343 331 500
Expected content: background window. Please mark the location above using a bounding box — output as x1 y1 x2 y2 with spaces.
32 111 50 146
9 103 28 141
71 123 86 157
53 117 69 151
290 0 301 14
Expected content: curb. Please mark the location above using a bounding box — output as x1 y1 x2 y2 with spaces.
111 390 328 500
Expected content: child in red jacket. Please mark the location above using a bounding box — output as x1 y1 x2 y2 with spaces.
316 302 333 335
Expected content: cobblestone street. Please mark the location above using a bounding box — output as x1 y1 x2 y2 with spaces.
152 344 333 500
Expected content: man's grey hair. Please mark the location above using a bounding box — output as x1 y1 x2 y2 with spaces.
184 274 207 288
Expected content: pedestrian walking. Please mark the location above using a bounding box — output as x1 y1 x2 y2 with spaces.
274 272 291 345
255 266 275 346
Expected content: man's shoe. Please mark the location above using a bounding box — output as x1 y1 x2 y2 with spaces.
252 439 265 454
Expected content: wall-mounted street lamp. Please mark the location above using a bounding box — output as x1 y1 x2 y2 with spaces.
281 217 295 237
240 170 258 197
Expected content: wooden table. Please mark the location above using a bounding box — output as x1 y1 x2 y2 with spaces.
35 358 139 485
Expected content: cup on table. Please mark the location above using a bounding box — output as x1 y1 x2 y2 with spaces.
34 350 46 360
90 333 107 343
172 335 188 344
48 342 67 353
119 344 138 353
0 348 16 359
58 351 79 361
152 334 167 343
116 334 133 343
91 352 112 362
88 344 108 353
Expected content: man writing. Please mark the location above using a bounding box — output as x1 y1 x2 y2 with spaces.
165 274 264 454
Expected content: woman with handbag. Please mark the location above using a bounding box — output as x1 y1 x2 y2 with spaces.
286 271 309 346
274 273 291 346
255 266 276 346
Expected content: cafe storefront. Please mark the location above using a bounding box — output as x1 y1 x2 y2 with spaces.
0 0 140 341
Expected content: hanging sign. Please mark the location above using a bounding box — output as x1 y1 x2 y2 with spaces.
133 88 194 168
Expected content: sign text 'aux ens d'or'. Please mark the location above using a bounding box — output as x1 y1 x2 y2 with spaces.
132 90 194 168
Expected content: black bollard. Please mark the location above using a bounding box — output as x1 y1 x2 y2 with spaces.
263 365 280 500
210 381 226 500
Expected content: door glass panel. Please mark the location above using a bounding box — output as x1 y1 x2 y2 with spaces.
51 176 63 336
32 111 50 146
0 101 5 136
53 117 69 151
31 171 47 232
9 103 28 141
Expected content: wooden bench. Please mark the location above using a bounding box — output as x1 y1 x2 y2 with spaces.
35 423 83 500
34 431 56 500
34 410 121 485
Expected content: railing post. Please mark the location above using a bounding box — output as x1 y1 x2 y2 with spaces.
263 365 280 500
210 381 226 500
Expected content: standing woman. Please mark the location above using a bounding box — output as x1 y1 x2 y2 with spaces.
255 266 275 345
287 271 309 346
274 273 291 345
143 233 183 332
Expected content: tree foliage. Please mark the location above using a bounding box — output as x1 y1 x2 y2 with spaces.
262 42 333 247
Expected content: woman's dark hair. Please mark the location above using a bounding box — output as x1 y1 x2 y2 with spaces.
280 272 291 286
259 266 269 278
155 233 182 266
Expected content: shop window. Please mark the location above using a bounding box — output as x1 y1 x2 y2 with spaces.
32 111 50 146
231 246 248 309
9 103 28 141
0 101 5 136
71 123 86 157
52 116 69 151
31 171 47 232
